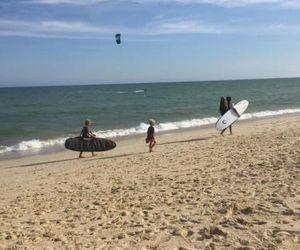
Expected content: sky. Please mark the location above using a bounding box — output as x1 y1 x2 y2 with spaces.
1 0 300 87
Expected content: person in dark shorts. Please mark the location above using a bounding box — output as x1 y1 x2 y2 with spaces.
79 119 96 158
146 118 156 152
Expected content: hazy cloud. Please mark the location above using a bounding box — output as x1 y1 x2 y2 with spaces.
0 18 232 39
138 0 300 9
0 19 116 39
146 19 230 34
25 0 106 5
3 17 299 39
265 23 300 33
24 0 300 9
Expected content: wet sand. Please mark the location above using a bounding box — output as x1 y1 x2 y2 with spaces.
0 114 299 250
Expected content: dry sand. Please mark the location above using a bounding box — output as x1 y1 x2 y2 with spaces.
0 115 299 250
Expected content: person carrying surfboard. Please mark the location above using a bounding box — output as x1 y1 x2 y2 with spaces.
146 118 156 152
220 96 240 136
79 119 97 158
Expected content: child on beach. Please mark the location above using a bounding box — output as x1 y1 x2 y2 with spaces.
79 119 96 158
146 119 156 152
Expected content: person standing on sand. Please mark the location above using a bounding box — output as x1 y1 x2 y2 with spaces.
146 119 156 152
79 119 97 158
220 96 240 136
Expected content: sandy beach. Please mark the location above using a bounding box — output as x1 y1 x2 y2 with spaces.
0 114 299 250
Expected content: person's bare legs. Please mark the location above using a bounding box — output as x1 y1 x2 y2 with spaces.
149 140 156 152
229 125 232 135
152 140 156 151
220 128 227 136
79 151 83 158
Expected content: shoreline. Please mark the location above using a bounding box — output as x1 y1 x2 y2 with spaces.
1 112 299 162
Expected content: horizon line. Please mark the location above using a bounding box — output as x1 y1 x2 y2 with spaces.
1 76 299 88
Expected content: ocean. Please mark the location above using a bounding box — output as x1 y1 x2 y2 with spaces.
1 78 300 158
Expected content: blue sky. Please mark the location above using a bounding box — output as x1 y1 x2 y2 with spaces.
1 0 300 86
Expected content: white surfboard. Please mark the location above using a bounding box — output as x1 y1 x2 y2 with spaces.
215 100 249 131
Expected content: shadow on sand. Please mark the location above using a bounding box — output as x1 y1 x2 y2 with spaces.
8 136 215 169
7 153 147 169
159 136 215 145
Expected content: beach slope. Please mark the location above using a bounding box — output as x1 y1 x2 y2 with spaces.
0 115 299 249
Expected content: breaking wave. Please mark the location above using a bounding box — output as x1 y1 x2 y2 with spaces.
0 108 299 155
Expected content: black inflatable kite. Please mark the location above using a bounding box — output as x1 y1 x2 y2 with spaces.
115 33 121 44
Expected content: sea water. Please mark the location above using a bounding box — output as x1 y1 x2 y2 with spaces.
0 78 299 157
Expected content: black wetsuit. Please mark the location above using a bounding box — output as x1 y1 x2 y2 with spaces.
147 126 154 140
81 126 90 138
220 100 228 116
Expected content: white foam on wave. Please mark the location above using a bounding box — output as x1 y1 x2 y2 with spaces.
240 108 300 120
1 108 299 155
114 89 145 94
134 89 145 93
0 138 66 154
157 117 218 131
94 117 218 138
95 123 148 138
